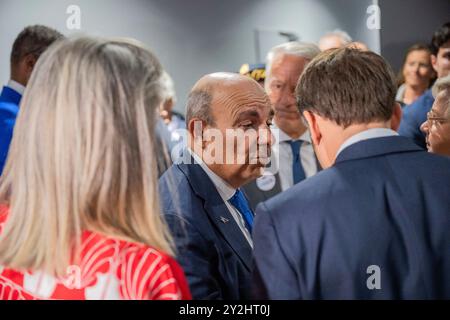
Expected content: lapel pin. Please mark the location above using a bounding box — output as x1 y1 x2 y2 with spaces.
220 216 229 224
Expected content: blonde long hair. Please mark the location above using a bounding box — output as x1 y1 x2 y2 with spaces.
0 36 174 276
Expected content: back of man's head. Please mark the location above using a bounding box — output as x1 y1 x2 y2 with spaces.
296 47 397 128
10 25 64 85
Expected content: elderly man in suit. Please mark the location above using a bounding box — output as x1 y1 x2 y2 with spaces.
159 72 273 299
252 47 450 299
420 74 450 156
243 42 321 211
0 25 63 174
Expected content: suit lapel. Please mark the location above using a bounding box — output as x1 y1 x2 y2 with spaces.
204 200 253 270
178 159 253 270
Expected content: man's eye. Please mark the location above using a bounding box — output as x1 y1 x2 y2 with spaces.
271 83 282 90
241 122 253 129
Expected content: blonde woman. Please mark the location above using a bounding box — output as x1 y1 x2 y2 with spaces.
0 37 191 300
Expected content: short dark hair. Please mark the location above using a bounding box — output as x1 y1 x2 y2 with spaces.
296 47 397 128
431 22 450 56
10 25 64 66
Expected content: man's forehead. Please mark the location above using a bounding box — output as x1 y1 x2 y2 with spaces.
272 52 307 65
433 90 450 112
213 83 271 116
270 53 308 77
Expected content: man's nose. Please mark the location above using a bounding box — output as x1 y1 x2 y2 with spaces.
420 121 429 134
279 89 296 107
258 127 275 147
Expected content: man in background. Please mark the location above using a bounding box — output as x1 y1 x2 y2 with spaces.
243 42 321 210
0 25 63 174
318 29 352 51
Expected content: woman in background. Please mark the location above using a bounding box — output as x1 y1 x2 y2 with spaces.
0 37 191 300
396 44 435 106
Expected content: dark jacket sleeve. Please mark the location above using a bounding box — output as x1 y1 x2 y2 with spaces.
252 202 301 299
164 212 224 300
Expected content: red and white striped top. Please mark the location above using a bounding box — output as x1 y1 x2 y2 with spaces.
0 206 191 300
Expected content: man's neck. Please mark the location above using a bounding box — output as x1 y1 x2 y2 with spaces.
188 145 249 190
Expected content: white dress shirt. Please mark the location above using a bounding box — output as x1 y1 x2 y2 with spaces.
7 80 25 95
189 149 253 247
336 128 399 158
271 124 318 192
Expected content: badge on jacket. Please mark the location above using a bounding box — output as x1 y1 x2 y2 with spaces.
256 174 276 191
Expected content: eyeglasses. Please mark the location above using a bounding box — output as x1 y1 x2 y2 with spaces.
427 110 449 127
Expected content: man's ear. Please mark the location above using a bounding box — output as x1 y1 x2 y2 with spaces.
188 118 211 151
188 118 204 139
431 54 438 74
24 54 37 74
303 110 321 146
391 102 403 132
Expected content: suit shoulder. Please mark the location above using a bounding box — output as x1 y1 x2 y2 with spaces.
415 152 450 175
259 169 338 220
159 164 203 219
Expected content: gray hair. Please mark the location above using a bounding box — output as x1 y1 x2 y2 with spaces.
432 74 450 98
320 29 353 45
185 89 214 126
432 74 450 117
160 70 177 103
265 41 321 81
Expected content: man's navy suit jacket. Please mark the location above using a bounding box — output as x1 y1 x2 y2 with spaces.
253 136 450 299
0 86 21 175
159 157 253 300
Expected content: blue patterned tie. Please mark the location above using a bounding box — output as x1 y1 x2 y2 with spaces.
288 140 306 184
229 189 254 233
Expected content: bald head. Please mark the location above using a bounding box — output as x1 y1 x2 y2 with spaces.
185 72 274 188
319 30 352 51
186 72 268 126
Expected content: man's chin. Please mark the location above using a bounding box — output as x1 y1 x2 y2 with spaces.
246 165 265 179
249 158 270 167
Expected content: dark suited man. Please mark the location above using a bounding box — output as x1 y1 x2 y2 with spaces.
159 73 273 299
252 48 450 299
0 25 63 174
243 42 321 211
